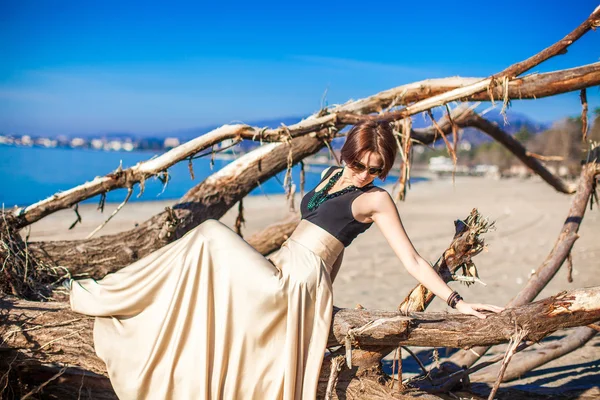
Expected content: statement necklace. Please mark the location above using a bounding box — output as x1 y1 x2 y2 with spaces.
307 168 359 211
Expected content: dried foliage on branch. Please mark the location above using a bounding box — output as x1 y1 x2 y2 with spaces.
1 5 600 400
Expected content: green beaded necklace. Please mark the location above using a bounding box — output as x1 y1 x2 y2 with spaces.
306 168 360 211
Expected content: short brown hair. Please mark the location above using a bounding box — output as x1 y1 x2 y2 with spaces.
340 120 397 180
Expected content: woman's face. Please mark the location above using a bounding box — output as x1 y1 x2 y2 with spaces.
346 151 384 187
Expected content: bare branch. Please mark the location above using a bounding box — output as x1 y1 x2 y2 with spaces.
10 63 600 230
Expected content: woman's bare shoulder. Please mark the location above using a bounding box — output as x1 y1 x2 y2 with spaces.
365 186 391 197
359 186 393 208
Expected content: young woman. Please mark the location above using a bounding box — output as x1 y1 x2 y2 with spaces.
69 120 502 400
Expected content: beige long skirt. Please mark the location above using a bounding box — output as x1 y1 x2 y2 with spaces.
70 219 344 400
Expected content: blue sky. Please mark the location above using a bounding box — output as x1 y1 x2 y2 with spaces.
1 1 599 136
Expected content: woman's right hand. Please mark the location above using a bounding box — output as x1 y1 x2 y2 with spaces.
455 301 504 319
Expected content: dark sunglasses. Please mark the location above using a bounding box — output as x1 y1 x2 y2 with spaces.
351 160 383 176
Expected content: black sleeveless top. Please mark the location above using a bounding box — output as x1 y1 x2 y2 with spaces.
300 167 374 247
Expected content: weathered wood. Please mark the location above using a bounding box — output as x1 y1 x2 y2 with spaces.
2 287 599 399
398 209 491 313
327 287 600 348
24 135 326 279
363 4 600 124
246 216 300 256
446 157 600 369
459 111 578 193
471 326 597 383
8 62 600 230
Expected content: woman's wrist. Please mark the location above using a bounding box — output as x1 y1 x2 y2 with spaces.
446 291 463 309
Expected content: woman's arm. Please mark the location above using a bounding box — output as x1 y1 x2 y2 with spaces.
368 190 503 319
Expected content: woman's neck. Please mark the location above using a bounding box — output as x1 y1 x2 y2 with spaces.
336 166 372 189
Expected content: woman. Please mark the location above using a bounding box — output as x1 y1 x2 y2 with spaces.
69 120 502 400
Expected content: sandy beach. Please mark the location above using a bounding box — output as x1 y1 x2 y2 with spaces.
26 175 600 396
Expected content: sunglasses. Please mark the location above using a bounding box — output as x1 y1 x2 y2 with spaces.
351 160 383 176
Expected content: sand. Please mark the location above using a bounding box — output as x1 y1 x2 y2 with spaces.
26 175 600 396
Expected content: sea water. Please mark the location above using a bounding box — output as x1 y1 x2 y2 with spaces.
0 146 422 208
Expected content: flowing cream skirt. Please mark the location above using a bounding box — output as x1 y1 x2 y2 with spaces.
70 219 344 400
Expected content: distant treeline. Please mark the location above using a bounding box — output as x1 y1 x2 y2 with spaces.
414 107 600 175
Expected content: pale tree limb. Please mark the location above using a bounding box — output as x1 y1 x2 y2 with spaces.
328 286 600 348
355 6 600 124
443 152 600 369
86 187 133 239
472 326 597 383
525 152 564 162
487 328 529 400
25 134 327 279
8 61 600 230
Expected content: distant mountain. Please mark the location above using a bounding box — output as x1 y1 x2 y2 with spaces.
460 109 549 146
410 108 549 147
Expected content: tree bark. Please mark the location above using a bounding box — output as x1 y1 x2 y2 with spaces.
8 62 600 230
364 2 600 125
245 216 300 256
471 326 597 383
2 287 599 399
459 112 577 193
444 156 600 369
398 209 492 313
327 286 600 348
25 135 325 279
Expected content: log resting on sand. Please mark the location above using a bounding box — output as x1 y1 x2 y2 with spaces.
1 286 600 399
443 153 600 369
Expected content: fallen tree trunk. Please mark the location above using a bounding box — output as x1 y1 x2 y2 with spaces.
356 3 600 125
459 111 577 193
245 216 300 256
471 326 598 383
24 134 326 279
2 287 599 399
444 155 600 369
320 208 492 391
1 93 588 293
328 286 600 348
8 62 600 230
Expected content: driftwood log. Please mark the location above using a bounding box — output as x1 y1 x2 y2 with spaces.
471 325 597 383
444 156 600 370
7 61 598 233
25 134 327 279
2 287 599 399
1 6 600 400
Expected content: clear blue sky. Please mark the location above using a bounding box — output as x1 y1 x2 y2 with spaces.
1 1 599 136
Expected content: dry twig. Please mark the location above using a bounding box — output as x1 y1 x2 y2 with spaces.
487 328 529 400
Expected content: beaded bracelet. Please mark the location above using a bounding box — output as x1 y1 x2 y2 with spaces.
446 291 463 309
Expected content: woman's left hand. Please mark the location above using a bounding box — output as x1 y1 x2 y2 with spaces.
455 301 504 319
